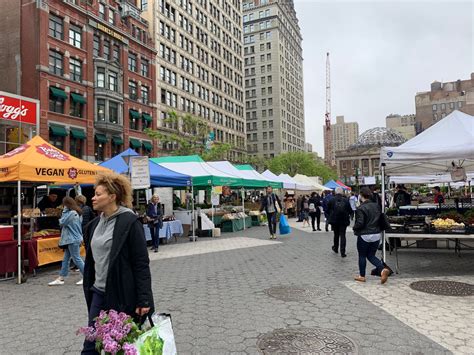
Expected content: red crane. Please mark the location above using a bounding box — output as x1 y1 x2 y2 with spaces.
324 52 334 167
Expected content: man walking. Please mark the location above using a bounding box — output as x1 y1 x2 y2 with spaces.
146 194 163 252
349 192 358 220
327 187 352 257
322 191 334 232
260 186 282 239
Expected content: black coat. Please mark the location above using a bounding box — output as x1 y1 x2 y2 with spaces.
308 196 321 215
327 194 352 227
353 200 382 236
260 193 282 214
83 212 154 319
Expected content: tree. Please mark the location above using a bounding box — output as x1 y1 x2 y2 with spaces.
145 111 233 159
267 151 337 182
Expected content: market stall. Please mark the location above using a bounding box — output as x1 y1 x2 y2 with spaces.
379 110 474 270
293 174 328 192
0 136 111 283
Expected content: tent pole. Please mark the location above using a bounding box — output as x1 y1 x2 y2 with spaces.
17 180 22 284
191 185 195 242
242 187 245 229
381 164 386 263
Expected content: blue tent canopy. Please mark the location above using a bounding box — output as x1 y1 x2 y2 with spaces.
100 148 191 187
324 179 350 191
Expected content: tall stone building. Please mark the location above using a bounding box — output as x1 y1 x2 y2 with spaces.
0 0 157 161
141 0 246 161
415 72 474 133
243 0 305 159
385 113 416 140
330 115 358 153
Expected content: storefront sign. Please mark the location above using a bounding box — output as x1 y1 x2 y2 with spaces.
211 193 220 206
37 237 85 266
130 156 150 189
0 91 39 125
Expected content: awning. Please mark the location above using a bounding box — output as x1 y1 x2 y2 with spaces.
49 124 68 137
95 133 107 143
70 92 87 104
49 87 67 100
142 141 153 151
70 127 86 139
129 138 141 149
142 113 152 122
112 136 123 145
129 109 140 119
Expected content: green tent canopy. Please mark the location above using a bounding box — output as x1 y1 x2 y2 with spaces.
235 164 283 189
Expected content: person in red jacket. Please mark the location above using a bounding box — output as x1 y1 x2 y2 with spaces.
433 186 445 204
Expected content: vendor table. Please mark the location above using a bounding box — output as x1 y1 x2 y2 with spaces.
221 217 252 233
250 215 261 226
387 233 474 272
144 220 184 242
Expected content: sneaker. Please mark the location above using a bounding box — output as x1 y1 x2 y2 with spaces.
354 276 366 282
76 279 83 285
48 278 64 286
331 246 338 254
341 254 347 258
381 268 390 284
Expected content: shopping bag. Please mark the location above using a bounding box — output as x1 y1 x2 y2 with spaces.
135 313 177 355
278 214 291 235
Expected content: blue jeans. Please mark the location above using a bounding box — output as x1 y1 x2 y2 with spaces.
81 287 105 355
59 243 84 277
149 225 160 249
357 236 384 277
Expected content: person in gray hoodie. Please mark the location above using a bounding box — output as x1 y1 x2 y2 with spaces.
81 173 154 355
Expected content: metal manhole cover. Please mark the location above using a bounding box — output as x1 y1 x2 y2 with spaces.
410 280 474 296
257 328 358 354
264 286 329 302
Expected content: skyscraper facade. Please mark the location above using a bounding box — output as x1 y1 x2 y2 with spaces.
141 0 246 161
243 0 305 159
331 115 359 153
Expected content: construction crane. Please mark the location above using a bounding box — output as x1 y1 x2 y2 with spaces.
324 52 334 167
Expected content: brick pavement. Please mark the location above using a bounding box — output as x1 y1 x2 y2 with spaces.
0 218 473 354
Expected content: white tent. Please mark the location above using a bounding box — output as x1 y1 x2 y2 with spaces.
389 173 474 184
380 110 474 175
293 174 328 191
279 173 313 191
262 170 293 189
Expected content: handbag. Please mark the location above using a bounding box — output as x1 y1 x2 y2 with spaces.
278 214 291 235
135 313 177 355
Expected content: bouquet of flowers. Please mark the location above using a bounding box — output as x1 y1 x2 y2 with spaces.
77 310 164 355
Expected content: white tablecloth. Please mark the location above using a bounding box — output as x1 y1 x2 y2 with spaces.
144 220 184 241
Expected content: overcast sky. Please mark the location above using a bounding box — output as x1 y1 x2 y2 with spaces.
294 0 473 157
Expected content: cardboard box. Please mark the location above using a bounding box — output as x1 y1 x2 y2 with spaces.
0 225 14 241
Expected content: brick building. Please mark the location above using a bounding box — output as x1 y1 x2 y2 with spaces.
0 0 157 162
415 72 474 134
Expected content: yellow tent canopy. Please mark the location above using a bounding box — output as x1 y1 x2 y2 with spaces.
0 135 110 184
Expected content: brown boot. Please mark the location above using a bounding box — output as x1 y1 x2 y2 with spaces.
381 268 390 284
354 276 366 282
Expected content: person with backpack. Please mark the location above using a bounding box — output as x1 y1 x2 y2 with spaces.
301 195 310 228
394 185 411 208
260 186 283 239
308 192 322 231
353 187 390 284
322 191 334 232
327 187 352 257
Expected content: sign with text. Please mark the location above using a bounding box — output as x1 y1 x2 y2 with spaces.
130 156 150 189
211 193 220 206
0 91 39 125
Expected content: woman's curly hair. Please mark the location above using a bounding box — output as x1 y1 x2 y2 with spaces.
95 172 133 208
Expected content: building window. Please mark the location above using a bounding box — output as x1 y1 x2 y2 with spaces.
108 9 115 25
103 40 110 59
440 103 446 110
141 0 148 10
108 72 118 91
69 128 85 158
69 24 82 48
97 68 105 87
70 93 85 118
94 139 105 161
141 59 149 77
128 53 137 72
129 81 138 100
129 110 140 130
49 50 63 76
49 126 66 150
49 88 66 113
111 136 123 157
99 3 106 19
69 58 82 82
109 101 119 124
112 44 120 63
141 86 149 104
458 101 463 108
96 99 106 121
49 14 63 39
93 35 100 57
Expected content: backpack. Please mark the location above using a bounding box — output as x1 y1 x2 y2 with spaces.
308 203 316 212
332 198 349 222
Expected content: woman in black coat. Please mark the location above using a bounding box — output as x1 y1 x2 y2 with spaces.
81 173 154 355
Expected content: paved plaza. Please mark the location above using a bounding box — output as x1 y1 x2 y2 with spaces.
0 219 473 354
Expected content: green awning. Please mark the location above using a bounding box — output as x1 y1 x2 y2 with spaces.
70 92 87 104
49 124 68 137
95 133 107 143
129 109 140 119
129 138 141 149
152 155 204 163
49 87 67 100
142 113 152 122
142 141 153 151
112 136 123 145
70 127 86 139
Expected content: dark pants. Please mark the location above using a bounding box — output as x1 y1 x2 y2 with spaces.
332 225 347 254
149 225 160 249
267 212 277 236
310 210 321 230
81 287 106 355
324 213 330 231
357 236 384 277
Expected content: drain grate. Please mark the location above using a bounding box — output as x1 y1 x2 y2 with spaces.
257 328 358 354
264 285 329 302
409 280 474 297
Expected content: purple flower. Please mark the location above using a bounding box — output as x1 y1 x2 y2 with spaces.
122 343 138 355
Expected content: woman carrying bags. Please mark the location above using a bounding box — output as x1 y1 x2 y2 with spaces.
48 197 84 286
